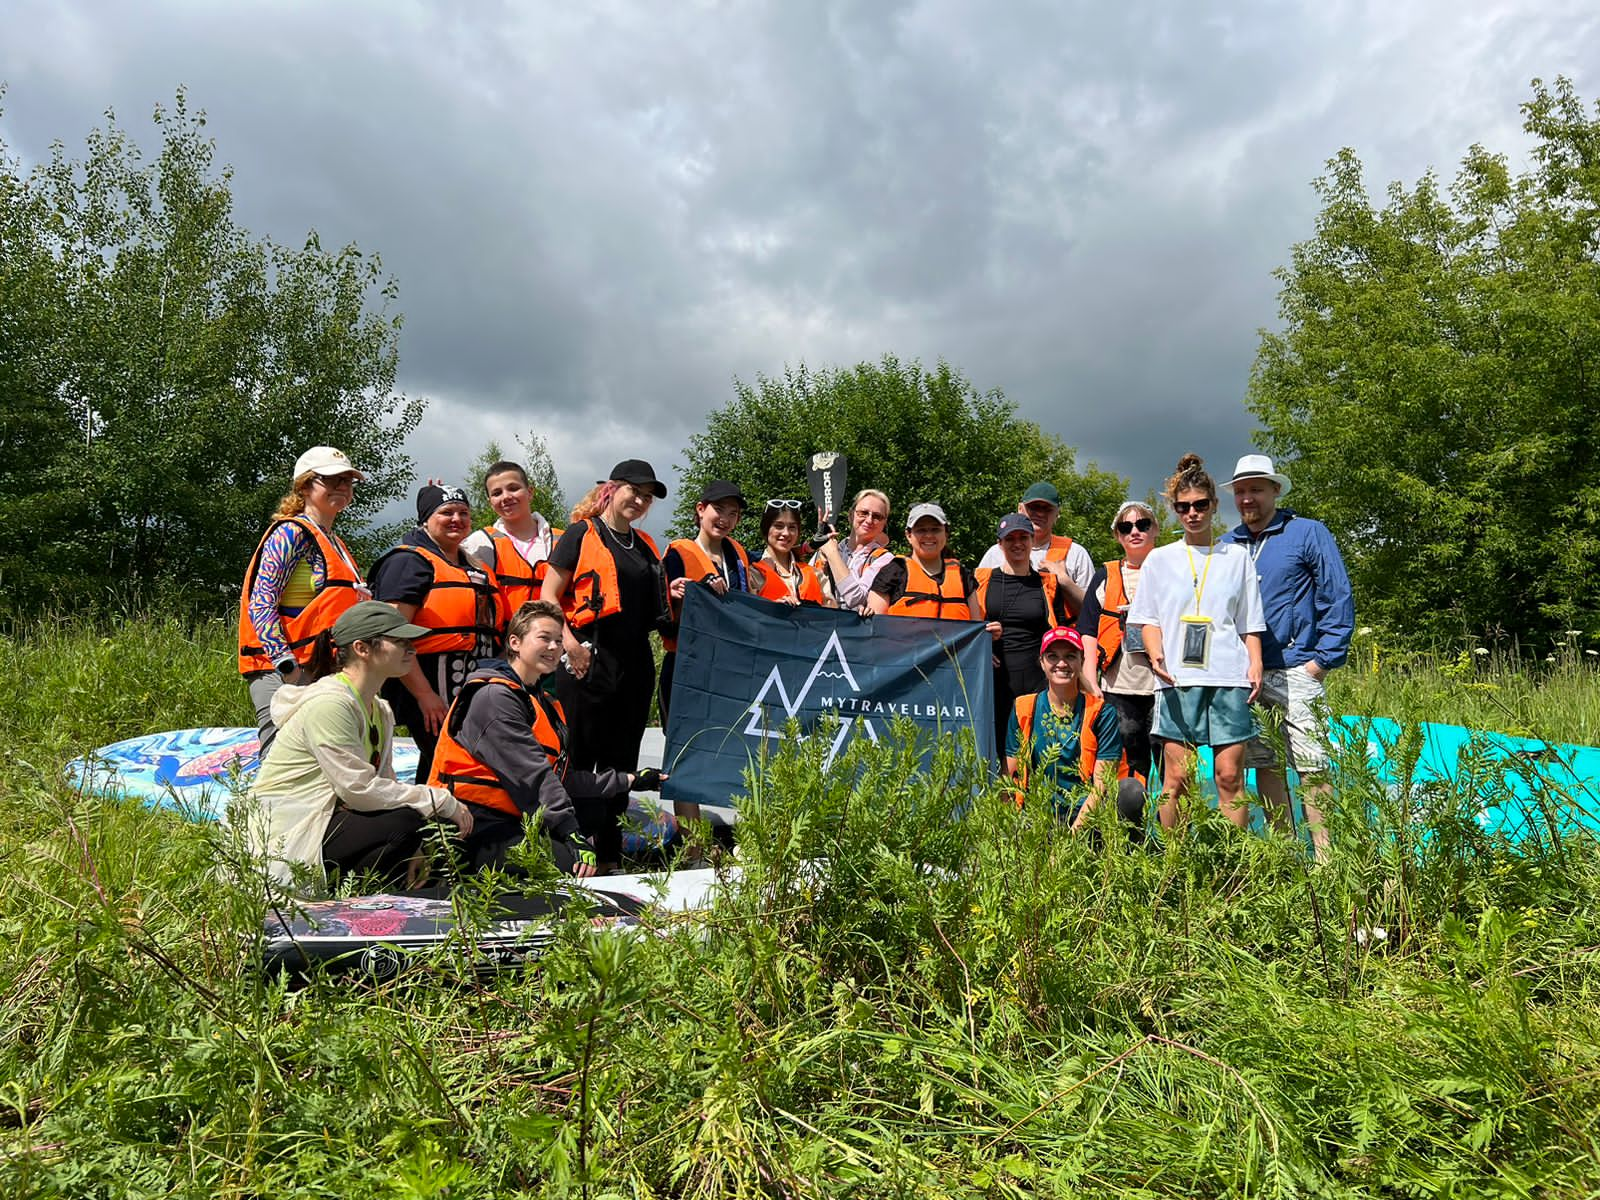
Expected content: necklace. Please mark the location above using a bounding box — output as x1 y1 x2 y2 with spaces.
600 516 635 550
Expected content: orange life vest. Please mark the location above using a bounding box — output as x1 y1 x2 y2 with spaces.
482 524 563 614
885 556 972 621
371 543 508 655
561 519 663 630
237 516 365 675
757 554 825 605
663 536 754 652
428 675 565 818
1094 560 1131 671
972 567 1058 624
1009 689 1126 805
1043 534 1075 562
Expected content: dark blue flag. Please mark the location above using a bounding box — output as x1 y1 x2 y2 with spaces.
661 586 995 808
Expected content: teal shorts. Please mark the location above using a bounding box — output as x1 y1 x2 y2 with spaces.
1153 686 1256 747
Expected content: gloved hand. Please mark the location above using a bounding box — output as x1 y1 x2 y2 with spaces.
808 521 836 550
630 768 666 792
567 831 598 875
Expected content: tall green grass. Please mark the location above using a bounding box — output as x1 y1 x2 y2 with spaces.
3 615 1600 1196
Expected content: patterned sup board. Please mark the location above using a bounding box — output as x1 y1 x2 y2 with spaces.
64 727 680 855
259 868 724 979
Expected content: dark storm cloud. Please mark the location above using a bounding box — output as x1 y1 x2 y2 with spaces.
4 0 1596 522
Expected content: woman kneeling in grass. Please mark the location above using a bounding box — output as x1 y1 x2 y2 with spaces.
429 600 664 877
1006 627 1145 842
245 601 474 892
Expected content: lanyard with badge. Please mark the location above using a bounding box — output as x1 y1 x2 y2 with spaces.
338 673 383 768
1180 542 1215 669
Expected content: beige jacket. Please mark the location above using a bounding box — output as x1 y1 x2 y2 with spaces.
243 674 463 887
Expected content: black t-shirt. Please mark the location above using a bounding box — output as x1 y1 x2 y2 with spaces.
986 571 1064 662
548 519 662 650
369 528 500 705
871 558 979 609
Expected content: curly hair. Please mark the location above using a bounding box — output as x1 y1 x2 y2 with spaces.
271 474 316 519
1164 453 1215 507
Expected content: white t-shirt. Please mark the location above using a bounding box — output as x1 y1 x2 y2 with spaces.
462 514 554 573
976 539 1095 590
1125 539 1264 689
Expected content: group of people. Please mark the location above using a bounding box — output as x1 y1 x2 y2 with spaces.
239 443 1353 893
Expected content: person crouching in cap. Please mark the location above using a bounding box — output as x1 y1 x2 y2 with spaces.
238 445 371 760
367 484 512 785
244 600 474 893
428 600 668 878
1005 627 1145 843
867 503 982 623
974 511 1072 751
540 459 669 872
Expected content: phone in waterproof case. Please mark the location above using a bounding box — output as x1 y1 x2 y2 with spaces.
1179 614 1212 670
1120 611 1146 655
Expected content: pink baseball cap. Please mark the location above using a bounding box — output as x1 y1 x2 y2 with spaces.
1039 627 1083 655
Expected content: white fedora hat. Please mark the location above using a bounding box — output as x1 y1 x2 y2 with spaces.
1226 453 1291 497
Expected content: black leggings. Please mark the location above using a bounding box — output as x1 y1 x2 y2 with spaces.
1107 691 1157 785
321 806 426 887
454 805 589 875
555 638 655 864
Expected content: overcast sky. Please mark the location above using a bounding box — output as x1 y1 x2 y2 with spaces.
4 1 1596 532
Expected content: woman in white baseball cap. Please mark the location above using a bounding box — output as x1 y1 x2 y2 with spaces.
868 503 982 622
237 446 371 760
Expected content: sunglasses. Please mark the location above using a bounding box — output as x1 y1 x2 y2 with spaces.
1173 498 1213 515
765 498 803 510
854 509 888 523
316 473 359 488
1115 517 1155 535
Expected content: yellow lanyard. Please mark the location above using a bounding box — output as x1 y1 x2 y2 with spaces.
337 673 382 765
1184 540 1215 616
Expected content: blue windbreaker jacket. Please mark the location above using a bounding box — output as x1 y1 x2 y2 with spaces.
1225 509 1354 671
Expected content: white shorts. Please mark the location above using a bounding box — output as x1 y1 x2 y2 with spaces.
1244 664 1329 774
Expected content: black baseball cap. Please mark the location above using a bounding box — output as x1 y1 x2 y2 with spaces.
603 459 667 498
698 479 746 508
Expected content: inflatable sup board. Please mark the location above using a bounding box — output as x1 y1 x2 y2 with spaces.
259 867 725 979
64 726 686 856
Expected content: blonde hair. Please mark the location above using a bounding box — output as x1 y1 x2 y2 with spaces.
1164 454 1215 507
851 488 890 517
570 482 620 524
272 474 316 519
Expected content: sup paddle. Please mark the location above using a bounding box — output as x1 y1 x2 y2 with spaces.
806 451 848 527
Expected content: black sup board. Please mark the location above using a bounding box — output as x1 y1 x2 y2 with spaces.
260 887 646 980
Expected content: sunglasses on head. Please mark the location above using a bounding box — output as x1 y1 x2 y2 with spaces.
1173 498 1213 515
765 498 803 510
1115 517 1155 535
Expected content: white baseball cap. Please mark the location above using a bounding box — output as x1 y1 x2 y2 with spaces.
294 446 367 481
905 502 949 529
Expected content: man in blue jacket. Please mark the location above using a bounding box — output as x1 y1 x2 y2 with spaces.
1226 454 1354 856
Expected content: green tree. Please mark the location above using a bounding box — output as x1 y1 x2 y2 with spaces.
1248 77 1600 645
0 91 422 622
461 432 570 533
674 357 1127 566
